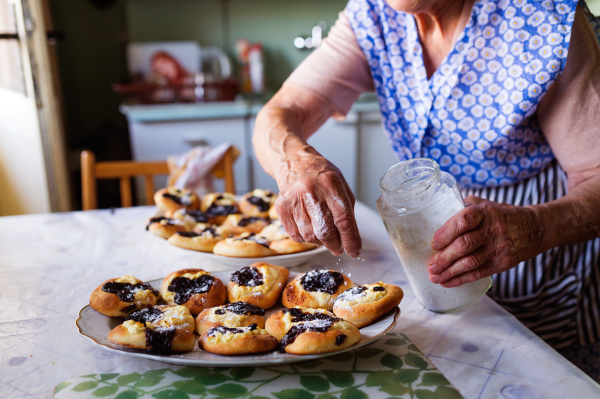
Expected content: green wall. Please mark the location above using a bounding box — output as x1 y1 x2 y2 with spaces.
126 0 347 90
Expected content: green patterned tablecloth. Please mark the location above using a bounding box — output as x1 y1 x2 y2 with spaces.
53 333 462 399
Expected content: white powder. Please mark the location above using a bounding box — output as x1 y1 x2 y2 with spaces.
303 193 331 238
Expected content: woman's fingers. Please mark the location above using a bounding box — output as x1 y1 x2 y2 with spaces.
325 191 361 258
275 197 302 242
429 231 483 274
430 247 491 284
439 261 497 288
431 204 484 250
303 192 343 254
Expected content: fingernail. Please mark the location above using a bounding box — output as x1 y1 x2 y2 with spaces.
349 251 359 258
430 274 441 283
428 263 438 274
432 241 442 250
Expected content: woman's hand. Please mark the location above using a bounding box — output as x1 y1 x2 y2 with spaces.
427 196 545 287
274 145 362 258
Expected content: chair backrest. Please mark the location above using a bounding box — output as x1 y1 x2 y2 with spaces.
81 148 236 210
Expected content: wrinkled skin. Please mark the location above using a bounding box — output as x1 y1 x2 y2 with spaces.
428 196 546 287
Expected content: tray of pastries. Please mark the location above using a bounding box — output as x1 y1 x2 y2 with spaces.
77 265 402 366
146 187 330 268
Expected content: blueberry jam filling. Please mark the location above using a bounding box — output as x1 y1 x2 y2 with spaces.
300 270 345 294
125 306 164 324
372 286 385 292
335 334 347 346
146 217 179 230
334 286 367 303
238 217 265 227
214 302 265 316
206 204 238 217
168 274 214 304
162 190 192 206
231 266 264 287
207 323 258 336
177 231 200 238
279 308 341 352
247 196 270 212
145 327 176 355
102 281 158 302
186 210 210 223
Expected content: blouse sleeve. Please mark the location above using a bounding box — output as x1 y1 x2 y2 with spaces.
536 4 600 189
283 10 375 119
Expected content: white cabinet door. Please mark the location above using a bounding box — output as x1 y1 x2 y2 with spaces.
250 116 358 194
128 118 250 203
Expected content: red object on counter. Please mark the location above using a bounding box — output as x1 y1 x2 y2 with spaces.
112 79 238 104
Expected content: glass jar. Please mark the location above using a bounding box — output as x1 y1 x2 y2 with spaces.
377 158 492 312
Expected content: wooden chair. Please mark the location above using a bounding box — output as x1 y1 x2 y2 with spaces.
80 148 237 210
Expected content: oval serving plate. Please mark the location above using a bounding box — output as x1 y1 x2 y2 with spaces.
76 271 400 367
195 246 331 269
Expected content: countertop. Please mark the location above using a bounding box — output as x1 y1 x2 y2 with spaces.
0 203 598 398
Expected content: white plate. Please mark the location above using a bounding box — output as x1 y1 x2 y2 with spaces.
196 245 331 269
76 271 400 367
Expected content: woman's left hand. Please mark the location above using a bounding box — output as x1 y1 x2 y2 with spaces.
428 196 545 288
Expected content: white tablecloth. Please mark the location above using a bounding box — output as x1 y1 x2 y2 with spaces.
0 204 598 398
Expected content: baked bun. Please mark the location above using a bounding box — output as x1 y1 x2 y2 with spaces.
170 208 211 229
146 217 189 239
199 324 278 355
227 262 289 309
265 307 360 354
154 187 199 213
213 233 275 258
222 214 270 235
167 226 223 253
90 275 159 317
201 193 239 224
239 189 276 218
195 302 266 335
161 269 226 315
260 221 317 254
108 305 196 354
268 206 279 220
282 270 353 311
333 283 403 327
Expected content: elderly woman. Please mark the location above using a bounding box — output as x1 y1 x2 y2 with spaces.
254 0 600 379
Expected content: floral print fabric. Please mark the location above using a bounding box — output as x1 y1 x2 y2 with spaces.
347 0 578 188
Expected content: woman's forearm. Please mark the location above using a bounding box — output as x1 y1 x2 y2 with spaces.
532 174 600 252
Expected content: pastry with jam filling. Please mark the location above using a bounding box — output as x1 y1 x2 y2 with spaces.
282 269 353 311
108 305 195 354
200 192 239 224
199 323 278 355
167 224 223 252
169 208 211 229
154 187 200 214
227 262 289 309
146 216 189 239
90 275 160 317
260 221 317 254
333 282 403 328
239 189 276 218
221 214 270 235
161 269 226 316
265 306 360 354
195 301 266 335
213 232 275 258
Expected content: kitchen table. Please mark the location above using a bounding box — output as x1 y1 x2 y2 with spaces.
0 203 598 398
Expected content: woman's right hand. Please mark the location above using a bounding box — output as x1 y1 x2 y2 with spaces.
273 144 362 258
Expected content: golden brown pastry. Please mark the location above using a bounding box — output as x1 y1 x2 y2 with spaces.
161 269 227 316
268 206 279 220
154 187 199 213
195 302 266 335
200 192 239 224
170 208 212 229
282 270 353 310
146 217 189 239
213 233 275 258
239 189 276 218
261 221 317 254
265 307 360 354
199 324 278 355
333 283 404 327
221 214 270 235
107 305 196 354
90 275 159 317
227 262 289 309
167 226 223 253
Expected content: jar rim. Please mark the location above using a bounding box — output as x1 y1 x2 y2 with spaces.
380 158 441 197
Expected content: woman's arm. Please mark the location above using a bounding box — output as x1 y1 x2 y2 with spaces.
253 85 362 257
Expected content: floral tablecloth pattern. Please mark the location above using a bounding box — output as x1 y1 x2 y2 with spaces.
53 333 461 399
